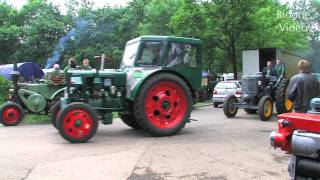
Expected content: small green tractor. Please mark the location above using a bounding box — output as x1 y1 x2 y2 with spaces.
52 36 203 143
223 74 293 121
0 66 65 126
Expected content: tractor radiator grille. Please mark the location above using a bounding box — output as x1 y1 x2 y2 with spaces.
241 76 258 94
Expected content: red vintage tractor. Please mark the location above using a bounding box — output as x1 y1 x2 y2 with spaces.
270 97 320 179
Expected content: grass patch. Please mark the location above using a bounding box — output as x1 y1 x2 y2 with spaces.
23 115 49 124
194 100 212 107
22 112 119 124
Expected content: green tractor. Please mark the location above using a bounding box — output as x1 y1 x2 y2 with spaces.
52 36 203 143
0 65 65 126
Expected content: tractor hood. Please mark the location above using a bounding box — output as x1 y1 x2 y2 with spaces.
67 69 127 87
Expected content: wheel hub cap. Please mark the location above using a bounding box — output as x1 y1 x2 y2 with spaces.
2 107 20 123
63 109 93 138
145 81 187 129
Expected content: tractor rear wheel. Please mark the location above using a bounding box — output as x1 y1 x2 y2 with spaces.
0 101 24 126
244 108 257 114
119 112 140 129
275 78 293 114
223 95 238 117
50 100 61 129
258 96 273 121
56 102 99 143
133 73 192 136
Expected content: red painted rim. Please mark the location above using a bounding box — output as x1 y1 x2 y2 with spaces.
145 81 187 129
62 108 93 138
2 106 20 123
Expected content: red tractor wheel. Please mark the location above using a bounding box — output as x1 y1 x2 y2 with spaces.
56 102 99 143
133 73 192 136
0 102 25 126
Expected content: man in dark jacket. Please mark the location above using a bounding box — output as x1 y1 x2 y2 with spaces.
262 60 276 76
287 60 320 113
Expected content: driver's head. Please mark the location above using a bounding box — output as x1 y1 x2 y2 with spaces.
53 64 60 70
267 61 272 68
83 59 90 67
68 58 76 68
276 59 281 65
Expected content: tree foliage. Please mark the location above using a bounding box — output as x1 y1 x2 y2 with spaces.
0 0 310 76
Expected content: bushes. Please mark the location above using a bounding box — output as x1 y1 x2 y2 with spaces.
0 76 11 104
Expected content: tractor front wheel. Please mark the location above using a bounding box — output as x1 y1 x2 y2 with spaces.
223 95 238 118
0 102 24 126
133 73 192 136
56 102 99 143
50 100 61 129
258 96 273 121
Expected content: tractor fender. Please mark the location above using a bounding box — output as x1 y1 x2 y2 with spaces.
128 69 193 101
50 87 66 101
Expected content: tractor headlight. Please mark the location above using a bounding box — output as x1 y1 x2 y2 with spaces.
257 81 262 86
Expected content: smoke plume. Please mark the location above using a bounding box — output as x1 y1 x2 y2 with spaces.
45 18 89 69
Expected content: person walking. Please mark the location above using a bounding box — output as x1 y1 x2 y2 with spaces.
287 60 320 113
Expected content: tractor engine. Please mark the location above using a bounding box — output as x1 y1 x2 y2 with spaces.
270 97 320 179
241 74 267 104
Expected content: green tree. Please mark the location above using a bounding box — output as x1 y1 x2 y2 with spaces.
291 0 320 72
0 2 22 64
19 0 65 67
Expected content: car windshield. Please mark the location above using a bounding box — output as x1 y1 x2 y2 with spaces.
215 82 239 89
121 41 140 67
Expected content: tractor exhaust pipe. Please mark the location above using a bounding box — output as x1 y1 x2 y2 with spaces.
11 61 20 101
94 54 112 74
94 54 105 74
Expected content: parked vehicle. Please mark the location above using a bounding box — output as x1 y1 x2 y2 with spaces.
212 81 241 108
270 97 320 179
0 65 65 126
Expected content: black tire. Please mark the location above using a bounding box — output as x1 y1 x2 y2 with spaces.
275 78 293 114
0 101 25 126
56 102 99 143
49 100 61 129
244 108 257 114
213 102 219 108
223 95 238 118
119 112 141 129
258 96 273 121
133 73 192 136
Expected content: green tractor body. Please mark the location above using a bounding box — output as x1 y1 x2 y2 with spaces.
55 36 203 143
223 74 293 121
0 65 65 126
